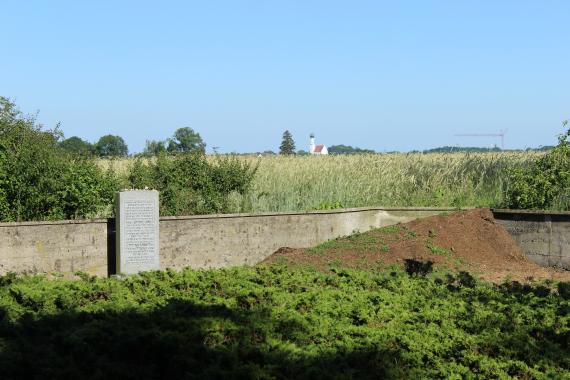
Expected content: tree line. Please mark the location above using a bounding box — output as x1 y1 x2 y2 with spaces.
0 97 254 222
59 127 206 157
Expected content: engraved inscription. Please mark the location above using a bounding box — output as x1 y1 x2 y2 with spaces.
116 190 160 274
123 199 157 266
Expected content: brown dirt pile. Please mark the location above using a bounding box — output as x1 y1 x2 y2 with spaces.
262 209 570 283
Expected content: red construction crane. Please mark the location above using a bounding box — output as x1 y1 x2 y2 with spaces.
454 129 508 149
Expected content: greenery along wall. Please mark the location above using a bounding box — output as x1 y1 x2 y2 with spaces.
2 95 569 222
0 97 258 222
0 97 118 222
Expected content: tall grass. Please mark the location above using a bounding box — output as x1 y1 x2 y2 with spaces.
99 152 541 214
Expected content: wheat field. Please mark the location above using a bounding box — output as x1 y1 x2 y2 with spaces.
98 152 540 213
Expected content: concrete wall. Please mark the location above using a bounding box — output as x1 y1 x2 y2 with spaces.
0 207 450 277
493 209 570 270
0 219 112 277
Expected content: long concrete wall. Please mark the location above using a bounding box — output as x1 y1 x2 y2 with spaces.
0 207 450 277
493 209 570 270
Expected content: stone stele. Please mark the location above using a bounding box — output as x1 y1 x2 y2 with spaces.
115 190 160 275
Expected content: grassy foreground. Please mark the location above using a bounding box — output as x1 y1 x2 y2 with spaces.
0 265 568 379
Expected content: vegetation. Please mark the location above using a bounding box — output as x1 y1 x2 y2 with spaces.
504 121 570 210
127 153 257 215
97 151 542 214
168 127 206 154
328 144 375 155
2 96 566 220
59 136 96 156
422 146 555 154
0 265 567 379
224 152 539 213
143 127 206 156
422 146 503 153
0 97 118 221
95 134 129 157
279 130 296 155
143 139 168 156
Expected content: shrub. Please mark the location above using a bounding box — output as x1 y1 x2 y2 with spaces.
0 97 119 221
504 121 570 210
0 266 568 378
127 153 257 215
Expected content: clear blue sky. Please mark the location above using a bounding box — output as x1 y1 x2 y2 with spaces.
2 1 569 153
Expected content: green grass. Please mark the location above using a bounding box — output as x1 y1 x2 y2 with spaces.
426 241 452 255
378 224 400 234
306 231 384 255
0 266 568 379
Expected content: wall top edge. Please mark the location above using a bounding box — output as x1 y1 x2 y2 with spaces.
0 207 460 227
0 218 110 228
492 208 570 216
158 207 459 221
491 208 570 216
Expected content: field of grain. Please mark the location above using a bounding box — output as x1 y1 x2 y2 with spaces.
98 152 541 213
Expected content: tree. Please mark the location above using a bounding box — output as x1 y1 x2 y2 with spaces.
0 97 117 221
279 130 295 155
167 127 206 154
328 144 375 155
59 136 95 156
143 139 167 156
95 135 128 157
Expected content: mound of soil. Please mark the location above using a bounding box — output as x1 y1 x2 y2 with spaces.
262 209 570 283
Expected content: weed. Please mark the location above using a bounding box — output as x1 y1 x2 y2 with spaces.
379 225 400 234
426 241 451 255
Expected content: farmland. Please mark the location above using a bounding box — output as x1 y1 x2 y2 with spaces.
99 152 541 214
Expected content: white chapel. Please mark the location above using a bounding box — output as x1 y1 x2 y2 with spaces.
309 133 328 155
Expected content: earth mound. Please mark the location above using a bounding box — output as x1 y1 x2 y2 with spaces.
262 208 570 283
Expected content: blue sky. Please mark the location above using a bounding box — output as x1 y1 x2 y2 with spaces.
2 1 569 153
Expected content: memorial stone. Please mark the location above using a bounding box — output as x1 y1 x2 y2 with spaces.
115 190 160 274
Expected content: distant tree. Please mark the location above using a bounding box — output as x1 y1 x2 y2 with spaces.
167 127 205 154
328 144 375 155
422 146 501 154
532 146 555 152
95 135 128 157
296 149 309 156
143 139 167 156
59 136 95 156
279 130 295 155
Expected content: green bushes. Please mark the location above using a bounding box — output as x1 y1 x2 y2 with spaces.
0 97 118 221
0 98 257 221
127 153 257 215
505 121 570 210
0 266 568 379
